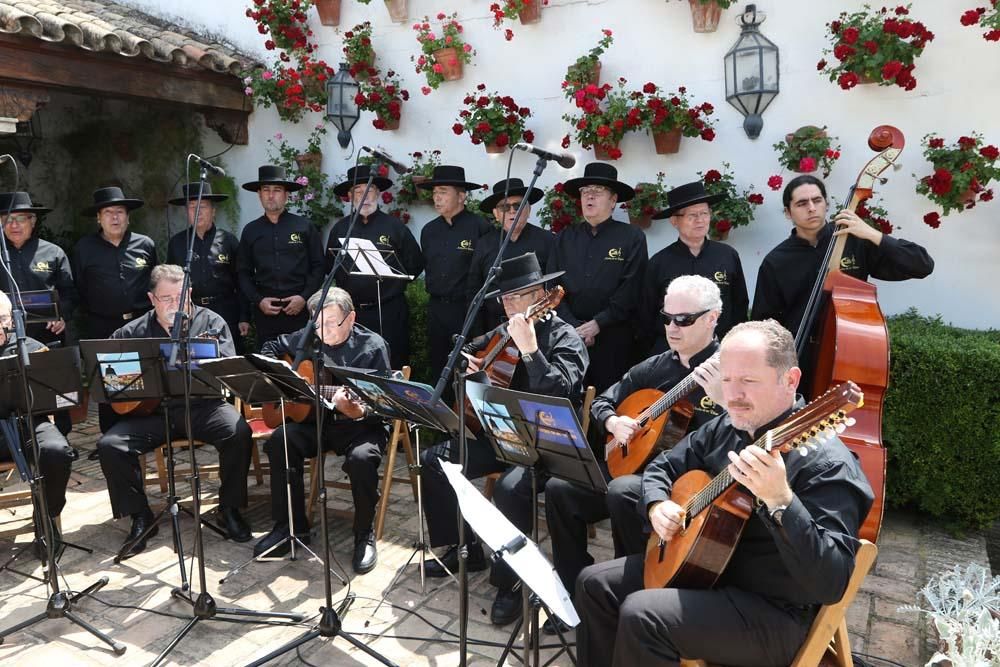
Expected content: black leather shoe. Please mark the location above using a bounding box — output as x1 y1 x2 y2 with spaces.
352 531 377 574
424 541 487 578
542 616 571 636
491 586 523 626
253 525 310 557
219 506 252 542
122 509 159 558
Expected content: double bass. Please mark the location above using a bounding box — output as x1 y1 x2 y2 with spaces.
794 125 905 544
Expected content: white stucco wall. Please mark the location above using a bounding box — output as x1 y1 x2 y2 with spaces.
121 0 1000 329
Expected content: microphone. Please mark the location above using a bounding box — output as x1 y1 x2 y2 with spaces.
189 154 226 177
514 143 576 169
361 146 411 174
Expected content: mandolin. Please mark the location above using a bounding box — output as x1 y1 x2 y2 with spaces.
643 381 863 591
460 286 564 435
605 352 720 478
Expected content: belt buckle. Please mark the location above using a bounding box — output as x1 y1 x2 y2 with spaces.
197 296 212 305
122 311 135 321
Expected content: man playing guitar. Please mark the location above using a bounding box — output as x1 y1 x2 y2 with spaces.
574 320 873 666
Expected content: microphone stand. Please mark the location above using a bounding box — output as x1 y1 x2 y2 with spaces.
0 156 124 654
153 163 302 667
428 154 552 667
249 158 396 667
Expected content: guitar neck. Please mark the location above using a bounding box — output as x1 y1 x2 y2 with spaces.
643 352 719 422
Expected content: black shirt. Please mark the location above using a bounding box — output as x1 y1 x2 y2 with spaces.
237 211 325 306
751 223 934 334
467 315 589 405
72 230 158 317
546 218 647 328
591 340 722 433
326 209 425 305
640 401 874 607
167 224 248 321
419 210 493 299
465 224 555 334
1 235 78 326
641 239 748 348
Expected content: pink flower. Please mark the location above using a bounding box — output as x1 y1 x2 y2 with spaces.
244 86 254 95
433 63 443 73
421 86 431 95
274 132 283 140
262 71 274 80
798 156 817 172
295 176 309 186
463 43 472 52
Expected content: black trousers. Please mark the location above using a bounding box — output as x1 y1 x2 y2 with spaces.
0 420 74 517
205 297 248 355
544 471 644 593
427 298 467 400
587 322 636 394
355 294 409 370
575 555 813 666
263 421 386 535
254 308 309 352
96 401 252 519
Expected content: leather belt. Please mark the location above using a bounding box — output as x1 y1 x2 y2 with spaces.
195 295 221 305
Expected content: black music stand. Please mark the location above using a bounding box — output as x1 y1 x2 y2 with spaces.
336 238 413 339
18 289 60 325
0 347 125 655
330 366 470 601
466 381 607 667
196 354 344 585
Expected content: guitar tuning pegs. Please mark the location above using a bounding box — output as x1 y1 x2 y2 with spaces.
834 423 846 434
845 417 856 427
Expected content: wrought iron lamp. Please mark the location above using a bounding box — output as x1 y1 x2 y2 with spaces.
325 62 360 149
723 4 779 139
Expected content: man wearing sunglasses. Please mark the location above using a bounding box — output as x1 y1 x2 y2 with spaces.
466 178 554 335
640 181 749 356
420 252 588 627
95 265 253 557
254 286 390 575
541 275 725 634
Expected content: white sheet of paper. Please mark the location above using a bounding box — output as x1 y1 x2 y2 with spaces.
439 460 579 626
339 237 412 279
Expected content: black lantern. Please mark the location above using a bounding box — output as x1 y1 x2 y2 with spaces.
0 111 42 167
723 5 779 139
325 62 360 149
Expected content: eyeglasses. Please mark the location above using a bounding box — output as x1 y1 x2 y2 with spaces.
680 211 712 222
2 214 35 227
659 309 710 327
152 294 183 305
315 311 352 329
579 186 611 198
495 200 524 213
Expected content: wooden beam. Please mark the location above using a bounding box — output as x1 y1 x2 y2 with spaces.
0 83 49 120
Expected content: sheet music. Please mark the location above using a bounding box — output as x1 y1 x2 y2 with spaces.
339 237 413 279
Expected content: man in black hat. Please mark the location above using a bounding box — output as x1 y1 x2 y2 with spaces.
1 192 77 347
640 181 748 355
752 174 933 336
546 162 647 394
326 165 424 370
237 165 325 350
166 183 249 354
466 178 554 336
253 286 390 575
72 186 158 432
417 165 493 386
420 252 588 627
95 264 253 557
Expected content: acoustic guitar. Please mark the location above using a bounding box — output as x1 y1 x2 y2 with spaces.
460 286 564 435
643 381 863 591
605 352 720 478
260 357 363 428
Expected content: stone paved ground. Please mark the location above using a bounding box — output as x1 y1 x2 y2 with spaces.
0 414 990 666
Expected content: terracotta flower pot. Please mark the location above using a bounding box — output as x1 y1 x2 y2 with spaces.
653 128 683 155
385 0 407 23
589 60 602 86
377 115 400 131
485 141 506 154
959 187 977 204
295 151 322 172
858 72 879 84
315 0 342 26
432 47 463 81
593 141 620 161
518 0 542 25
689 0 723 33
629 214 652 229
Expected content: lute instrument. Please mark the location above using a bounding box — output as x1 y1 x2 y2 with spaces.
605 352 720 478
643 381 863 590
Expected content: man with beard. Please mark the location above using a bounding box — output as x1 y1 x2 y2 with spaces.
238 165 325 350
466 178 553 336
326 165 424 369
573 320 873 666
95 265 253 557
166 182 249 353
546 162 647 394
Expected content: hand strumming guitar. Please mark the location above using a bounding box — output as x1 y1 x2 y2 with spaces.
333 385 366 420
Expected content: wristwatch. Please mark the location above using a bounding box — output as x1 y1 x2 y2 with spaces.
768 503 789 526
521 352 534 363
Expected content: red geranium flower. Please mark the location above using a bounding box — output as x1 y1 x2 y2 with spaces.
767 175 783 191
923 211 941 228
928 168 954 196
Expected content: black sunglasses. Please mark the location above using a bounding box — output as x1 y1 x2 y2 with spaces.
659 309 710 327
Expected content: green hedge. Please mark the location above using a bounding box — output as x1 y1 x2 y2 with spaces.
405 278 431 384
884 310 1000 529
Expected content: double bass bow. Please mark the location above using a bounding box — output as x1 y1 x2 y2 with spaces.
794 125 904 544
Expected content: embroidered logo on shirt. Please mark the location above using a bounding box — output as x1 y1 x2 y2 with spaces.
216 253 230 264
289 233 303 244
605 247 623 261
698 395 720 415
32 261 51 273
840 256 859 271
378 235 391 246
134 257 148 268
713 270 730 286
458 239 473 251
